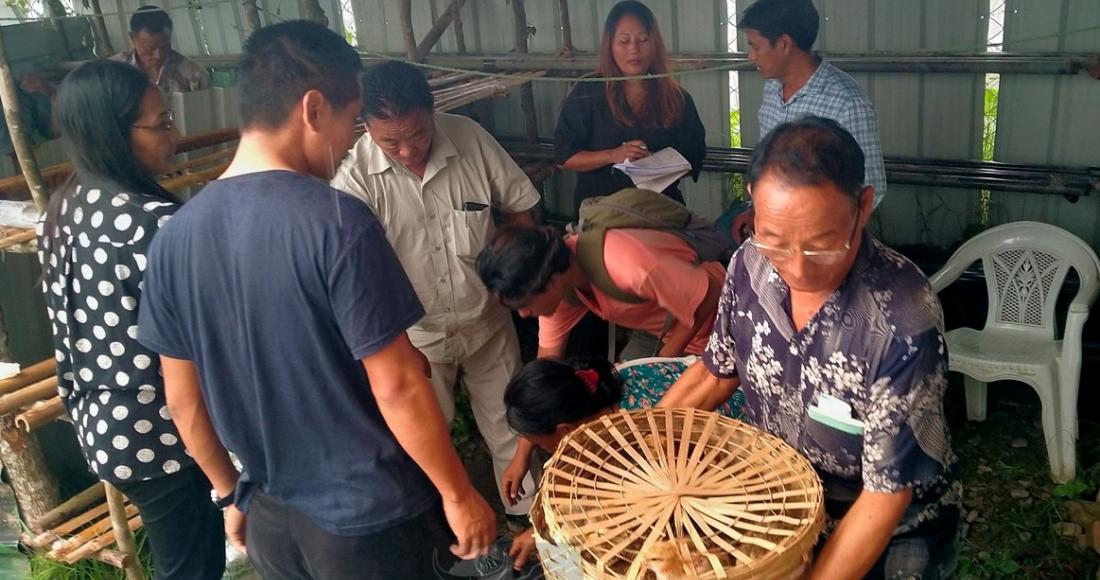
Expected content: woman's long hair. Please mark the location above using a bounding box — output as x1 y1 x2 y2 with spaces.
598 1 684 129
504 358 623 436
43 60 174 239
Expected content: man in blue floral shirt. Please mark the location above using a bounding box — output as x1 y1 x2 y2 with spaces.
661 117 959 579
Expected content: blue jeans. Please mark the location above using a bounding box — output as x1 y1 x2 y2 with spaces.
868 506 960 580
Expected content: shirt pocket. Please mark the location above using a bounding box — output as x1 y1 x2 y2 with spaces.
451 207 492 259
803 412 864 479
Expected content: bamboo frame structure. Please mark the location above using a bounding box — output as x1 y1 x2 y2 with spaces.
33 483 106 533
15 396 65 432
0 376 58 416
0 359 54 396
533 409 824 580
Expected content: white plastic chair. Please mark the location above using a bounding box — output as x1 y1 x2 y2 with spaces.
930 221 1100 482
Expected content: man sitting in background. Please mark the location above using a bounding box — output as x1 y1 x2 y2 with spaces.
111 6 210 93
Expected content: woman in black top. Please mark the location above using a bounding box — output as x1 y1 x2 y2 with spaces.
37 60 224 579
554 0 706 211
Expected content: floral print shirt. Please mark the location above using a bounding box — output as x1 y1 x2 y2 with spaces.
704 232 960 534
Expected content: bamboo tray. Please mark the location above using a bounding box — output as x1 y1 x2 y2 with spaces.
533 408 824 579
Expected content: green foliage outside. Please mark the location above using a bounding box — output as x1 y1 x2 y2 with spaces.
728 109 747 204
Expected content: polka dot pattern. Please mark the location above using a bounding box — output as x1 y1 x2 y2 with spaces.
36 184 191 483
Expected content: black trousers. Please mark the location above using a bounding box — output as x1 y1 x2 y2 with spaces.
114 465 225 580
246 492 457 580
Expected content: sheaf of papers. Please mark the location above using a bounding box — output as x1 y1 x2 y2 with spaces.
612 147 691 193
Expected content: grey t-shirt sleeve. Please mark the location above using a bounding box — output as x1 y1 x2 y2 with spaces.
328 218 425 360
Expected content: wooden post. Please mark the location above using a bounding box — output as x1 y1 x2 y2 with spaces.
416 0 467 59
452 0 466 54
104 483 144 580
86 0 115 57
511 0 539 142
558 0 575 57
0 27 49 212
297 0 328 26
0 415 60 526
241 0 262 35
399 0 418 62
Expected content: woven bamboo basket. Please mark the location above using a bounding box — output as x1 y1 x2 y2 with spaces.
532 408 824 580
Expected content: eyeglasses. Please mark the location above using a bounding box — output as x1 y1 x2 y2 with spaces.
133 110 175 133
747 206 861 265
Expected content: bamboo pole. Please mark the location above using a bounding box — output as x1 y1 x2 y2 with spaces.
511 0 539 143
159 163 229 192
0 228 35 250
32 501 112 548
241 0 262 35
60 512 142 564
93 549 133 570
0 376 58 416
558 0 575 57
0 358 55 395
188 50 1100 76
0 26 49 212
50 503 138 559
86 0 115 57
416 0 467 59
16 396 65 432
32 483 106 534
452 0 466 54
0 415 60 526
0 128 238 199
104 483 144 580
297 0 327 26
399 0 417 62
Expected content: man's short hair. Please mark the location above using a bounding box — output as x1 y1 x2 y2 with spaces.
130 6 173 35
361 61 434 122
747 116 864 202
237 20 361 130
739 0 819 51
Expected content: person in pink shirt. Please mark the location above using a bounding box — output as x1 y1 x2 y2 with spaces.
476 225 725 360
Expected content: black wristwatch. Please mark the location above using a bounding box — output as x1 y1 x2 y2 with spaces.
210 489 234 509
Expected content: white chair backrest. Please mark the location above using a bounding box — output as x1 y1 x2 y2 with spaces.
939 222 1100 339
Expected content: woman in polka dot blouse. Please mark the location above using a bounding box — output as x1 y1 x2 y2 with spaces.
37 60 224 579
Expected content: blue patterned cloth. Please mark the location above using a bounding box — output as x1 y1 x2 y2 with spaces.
617 359 744 419
703 231 960 536
758 60 888 208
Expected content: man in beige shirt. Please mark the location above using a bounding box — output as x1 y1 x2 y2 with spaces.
333 61 539 520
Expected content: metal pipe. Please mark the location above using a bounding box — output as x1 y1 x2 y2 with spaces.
183 51 1099 76
499 139 1099 198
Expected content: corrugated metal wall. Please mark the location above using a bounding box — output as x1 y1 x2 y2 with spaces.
352 0 733 219
994 0 1100 248
737 0 991 249
3 0 1098 237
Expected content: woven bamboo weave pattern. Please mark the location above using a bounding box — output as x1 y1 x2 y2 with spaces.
533 408 824 579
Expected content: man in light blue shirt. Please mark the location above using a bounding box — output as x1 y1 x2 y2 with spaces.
733 0 887 240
